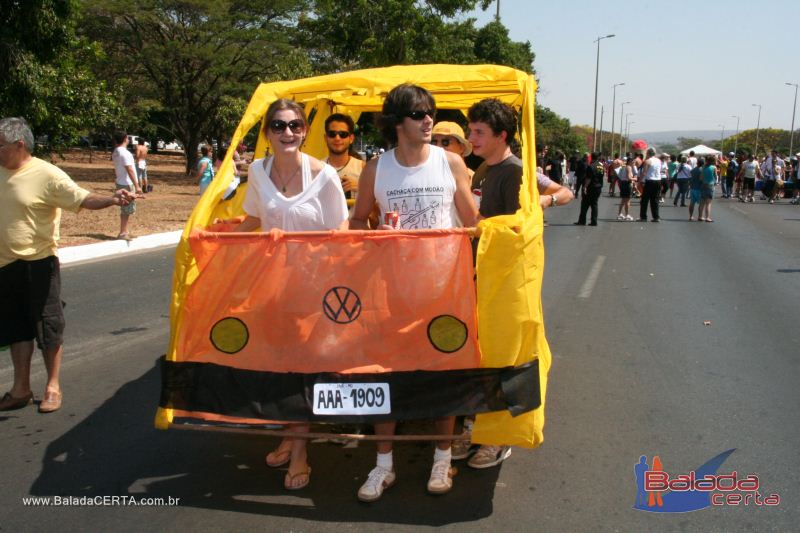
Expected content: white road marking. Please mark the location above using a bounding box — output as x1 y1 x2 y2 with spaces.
578 255 606 299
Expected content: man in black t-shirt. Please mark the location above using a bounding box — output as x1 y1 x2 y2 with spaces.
463 98 574 470
574 153 604 225
547 151 565 184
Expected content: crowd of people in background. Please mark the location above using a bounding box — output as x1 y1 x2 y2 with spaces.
536 145 800 225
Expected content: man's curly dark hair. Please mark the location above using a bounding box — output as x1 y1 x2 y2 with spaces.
467 98 518 143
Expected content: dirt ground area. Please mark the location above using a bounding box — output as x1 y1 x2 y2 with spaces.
54 149 200 247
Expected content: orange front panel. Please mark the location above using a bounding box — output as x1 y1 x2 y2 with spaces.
177 229 479 374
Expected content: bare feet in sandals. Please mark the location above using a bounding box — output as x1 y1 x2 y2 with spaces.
285 465 311 490
265 438 293 467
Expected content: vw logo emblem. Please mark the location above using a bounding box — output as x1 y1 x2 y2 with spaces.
323 286 362 324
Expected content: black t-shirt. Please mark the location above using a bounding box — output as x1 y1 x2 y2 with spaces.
548 158 563 182
585 162 604 188
575 158 588 179
471 155 522 218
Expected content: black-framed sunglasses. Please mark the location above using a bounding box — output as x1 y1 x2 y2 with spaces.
404 109 436 121
326 130 351 139
269 119 305 134
430 138 451 147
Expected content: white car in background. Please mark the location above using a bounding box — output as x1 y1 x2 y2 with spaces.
162 140 182 151
127 135 150 147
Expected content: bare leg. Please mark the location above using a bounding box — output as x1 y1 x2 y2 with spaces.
286 424 310 489
41 344 62 395
9 341 34 397
434 417 455 451
375 421 397 454
119 213 130 236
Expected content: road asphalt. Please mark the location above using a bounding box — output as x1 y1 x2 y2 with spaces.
1 194 798 531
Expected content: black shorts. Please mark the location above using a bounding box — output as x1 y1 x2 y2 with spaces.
0 256 65 350
618 181 632 198
743 177 755 190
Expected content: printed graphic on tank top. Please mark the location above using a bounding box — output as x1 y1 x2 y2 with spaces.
374 145 458 230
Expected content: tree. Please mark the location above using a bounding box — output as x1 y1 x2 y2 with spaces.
0 0 120 152
535 106 585 156
677 137 703 151
82 0 312 172
725 128 794 157
474 20 535 74
300 0 485 72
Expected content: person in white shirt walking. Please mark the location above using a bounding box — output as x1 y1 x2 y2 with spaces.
639 148 662 222
111 131 142 240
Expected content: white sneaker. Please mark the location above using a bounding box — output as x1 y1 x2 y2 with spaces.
357 466 396 502
427 459 454 494
625 215 634 221
467 445 512 469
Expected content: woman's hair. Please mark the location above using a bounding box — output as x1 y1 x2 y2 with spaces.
680 155 687 163
378 84 436 144
698 157 706 167
705 155 716 166
200 145 210 156
264 98 308 129
646 147 656 157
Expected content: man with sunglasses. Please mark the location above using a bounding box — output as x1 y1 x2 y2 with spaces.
350 84 478 502
431 121 474 178
323 113 364 200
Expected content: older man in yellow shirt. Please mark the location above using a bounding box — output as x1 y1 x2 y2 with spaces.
0 117 136 413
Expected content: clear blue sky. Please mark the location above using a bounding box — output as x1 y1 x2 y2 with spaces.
464 0 799 135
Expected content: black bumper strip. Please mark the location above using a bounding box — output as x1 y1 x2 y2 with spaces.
160 358 540 423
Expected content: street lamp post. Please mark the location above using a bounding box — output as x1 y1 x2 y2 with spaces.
592 34 615 151
752 103 762 156
611 82 625 156
625 121 635 153
599 106 605 154
619 102 631 155
731 115 740 154
718 124 725 153
786 83 798 156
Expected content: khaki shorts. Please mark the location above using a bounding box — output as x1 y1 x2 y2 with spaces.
116 183 136 216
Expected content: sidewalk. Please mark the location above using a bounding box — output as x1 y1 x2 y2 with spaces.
59 230 182 265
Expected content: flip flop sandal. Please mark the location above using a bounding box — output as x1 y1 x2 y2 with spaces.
284 467 311 491
265 448 291 468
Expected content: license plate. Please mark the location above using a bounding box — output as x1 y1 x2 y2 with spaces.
312 383 391 415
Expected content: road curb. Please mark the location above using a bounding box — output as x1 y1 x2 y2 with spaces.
59 230 182 265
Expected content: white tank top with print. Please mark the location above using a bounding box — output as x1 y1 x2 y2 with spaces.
374 145 458 229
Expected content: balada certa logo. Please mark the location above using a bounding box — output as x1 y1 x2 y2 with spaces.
634 449 781 513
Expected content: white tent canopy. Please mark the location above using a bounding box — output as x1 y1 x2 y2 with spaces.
680 144 722 156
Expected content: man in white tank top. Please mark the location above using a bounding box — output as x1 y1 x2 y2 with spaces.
349 84 477 502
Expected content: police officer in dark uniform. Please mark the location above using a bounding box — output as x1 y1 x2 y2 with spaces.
574 152 604 226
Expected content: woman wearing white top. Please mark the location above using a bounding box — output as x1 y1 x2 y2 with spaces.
235 98 348 491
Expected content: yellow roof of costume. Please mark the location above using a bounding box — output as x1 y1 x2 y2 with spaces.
157 64 551 448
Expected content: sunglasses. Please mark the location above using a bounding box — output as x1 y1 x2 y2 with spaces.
269 119 305 134
404 109 436 121
430 138 451 147
326 130 351 139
